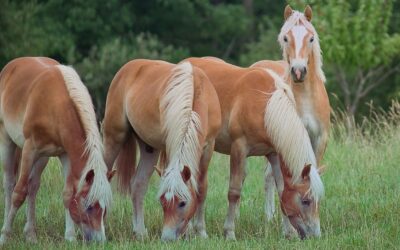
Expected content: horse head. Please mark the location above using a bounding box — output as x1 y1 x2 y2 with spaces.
68 169 115 242
158 165 197 241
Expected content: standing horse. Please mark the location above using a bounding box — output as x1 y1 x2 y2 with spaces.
185 57 324 240
251 5 330 234
0 57 113 244
102 59 221 241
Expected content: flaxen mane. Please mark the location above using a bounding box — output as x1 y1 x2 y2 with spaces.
56 65 112 209
263 69 324 201
278 10 326 83
158 62 202 202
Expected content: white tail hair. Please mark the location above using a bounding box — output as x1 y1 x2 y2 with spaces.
158 62 202 202
56 65 112 209
263 70 324 201
278 10 326 83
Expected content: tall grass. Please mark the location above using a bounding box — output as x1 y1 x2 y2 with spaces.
0 102 399 249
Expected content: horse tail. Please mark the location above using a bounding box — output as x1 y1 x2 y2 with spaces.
115 133 137 195
158 62 202 200
263 69 324 200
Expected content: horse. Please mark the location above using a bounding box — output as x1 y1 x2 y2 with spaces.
251 5 330 234
0 57 114 244
185 57 324 240
102 59 221 241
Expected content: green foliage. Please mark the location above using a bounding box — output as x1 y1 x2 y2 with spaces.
1 0 400 118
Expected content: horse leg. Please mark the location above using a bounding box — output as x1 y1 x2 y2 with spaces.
23 157 48 243
223 139 247 240
264 160 275 221
130 140 159 240
60 155 76 241
193 140 215 238
0 142 19 245
266 153 297 238
1 139 37 243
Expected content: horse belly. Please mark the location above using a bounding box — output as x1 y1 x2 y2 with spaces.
3 118 25 147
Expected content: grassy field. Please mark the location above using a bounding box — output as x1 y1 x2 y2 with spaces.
0 117 399 249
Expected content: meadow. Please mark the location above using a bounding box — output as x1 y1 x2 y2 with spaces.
0 109 399 250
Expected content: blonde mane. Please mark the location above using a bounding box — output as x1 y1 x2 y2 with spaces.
278 10 326 83
56 65 112 209
158 62 202 202
263 70 324 201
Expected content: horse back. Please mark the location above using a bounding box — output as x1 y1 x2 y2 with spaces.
0 57 85 149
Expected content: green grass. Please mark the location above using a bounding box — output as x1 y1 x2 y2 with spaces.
1 124 399 249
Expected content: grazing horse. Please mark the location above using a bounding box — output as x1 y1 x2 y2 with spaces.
185 57 324 240
0 57 113 244
102 59 221 241
251 5 330 234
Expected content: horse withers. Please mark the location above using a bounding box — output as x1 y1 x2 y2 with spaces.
0 57 114 244
102 59 221 241
185 57 324 240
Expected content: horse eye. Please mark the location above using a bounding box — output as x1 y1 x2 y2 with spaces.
301 199 311 206
87 205 94 212
178 201 186 208
283 36 288 42
310 37 314 43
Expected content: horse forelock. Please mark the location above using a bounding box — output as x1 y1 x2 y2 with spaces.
157 157 194 204
56 65 112 209
278 10 326 83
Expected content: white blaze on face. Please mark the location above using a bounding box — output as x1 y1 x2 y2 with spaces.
291 25 308 59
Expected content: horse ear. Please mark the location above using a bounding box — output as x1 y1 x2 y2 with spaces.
181 166 191 183
107 169 116 181
85 169 95 185
304 5 312 21
301 164 312 179
284 5 293 20
317 165 326 175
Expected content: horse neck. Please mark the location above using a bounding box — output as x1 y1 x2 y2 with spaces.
286 56 325 111
61 123 89 205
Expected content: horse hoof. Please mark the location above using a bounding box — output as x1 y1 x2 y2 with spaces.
196 230 208 239
64 234 77 242
25 233 38 244
0 234 9 246
224 230 236 241
133 230 148 241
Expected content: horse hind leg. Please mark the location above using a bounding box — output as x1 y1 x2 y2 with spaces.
1 139 37 244
23 157 48 243
130 139 159 240
0 142 19 245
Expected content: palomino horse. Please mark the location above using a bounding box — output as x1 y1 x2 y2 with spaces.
251 5 330 234
0 57 113 244
102 59 221 241
185 57 324 240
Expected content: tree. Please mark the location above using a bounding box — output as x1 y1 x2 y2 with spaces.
309 0 400 118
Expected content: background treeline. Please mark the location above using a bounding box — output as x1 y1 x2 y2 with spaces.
1 0 399 121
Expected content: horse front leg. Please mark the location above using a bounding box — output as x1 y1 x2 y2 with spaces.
60 155 76 242
23 157 48 243
266 153 297 238
130 140 159 240
223 139 247 240
264 160 275 221
193 140 215 238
